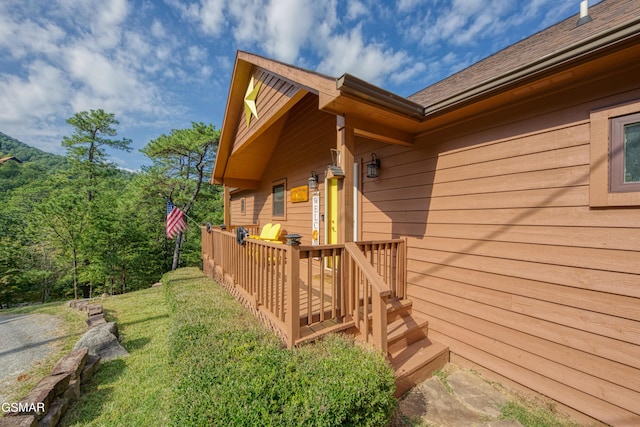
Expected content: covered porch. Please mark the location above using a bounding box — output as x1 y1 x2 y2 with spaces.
201 224 407 353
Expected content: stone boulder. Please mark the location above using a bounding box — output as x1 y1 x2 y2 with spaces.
73 322 128 361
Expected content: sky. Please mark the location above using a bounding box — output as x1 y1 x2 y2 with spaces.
0 0 602 171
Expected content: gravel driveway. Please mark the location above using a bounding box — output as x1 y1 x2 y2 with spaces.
0 313 64 403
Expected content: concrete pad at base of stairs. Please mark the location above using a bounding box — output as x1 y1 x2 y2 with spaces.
447 370 510 418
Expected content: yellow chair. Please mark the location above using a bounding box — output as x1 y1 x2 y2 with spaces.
262 223 281 243
249 223 272 240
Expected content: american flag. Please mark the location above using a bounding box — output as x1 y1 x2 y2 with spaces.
166 201 186 239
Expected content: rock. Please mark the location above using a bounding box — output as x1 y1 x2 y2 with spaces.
36 397 68 427
100 293 109 299
80 355 101 384
8 374 70 419
50 348 88 380
447 371 509 418
75 301 90 312
86 314 106 328
63 379 80 402
86 304 103 317
0 415 37 427
96 321 119 339
151 282 162 288
73 322 128 361
65 299 89 309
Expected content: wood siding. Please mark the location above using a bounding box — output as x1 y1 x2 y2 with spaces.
230 93 336 245
233 68 302 152
356 89 640 425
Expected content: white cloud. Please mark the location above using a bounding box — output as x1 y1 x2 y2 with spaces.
167 0 226 36
347 1 369 21
187 46 208 63
0 61 71 124
199 0 227 35
317 26 410 85
151 19 166 38
263 0 315 62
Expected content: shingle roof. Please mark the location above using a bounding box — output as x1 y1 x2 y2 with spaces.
408 0 640 108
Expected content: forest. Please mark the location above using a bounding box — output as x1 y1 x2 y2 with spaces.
0 110 223 307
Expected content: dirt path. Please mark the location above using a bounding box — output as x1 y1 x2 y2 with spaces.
0 313 63 403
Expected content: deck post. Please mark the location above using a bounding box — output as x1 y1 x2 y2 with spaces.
286 244 300 348
372 293 388 354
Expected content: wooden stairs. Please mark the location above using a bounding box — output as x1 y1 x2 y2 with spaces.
380 298 449 397
297 297 449 397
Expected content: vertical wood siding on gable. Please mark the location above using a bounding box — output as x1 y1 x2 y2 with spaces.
230 93 336 245
356 93 640 424
233 69 303 153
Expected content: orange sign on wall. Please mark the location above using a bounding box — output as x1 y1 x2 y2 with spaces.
290 185 309 203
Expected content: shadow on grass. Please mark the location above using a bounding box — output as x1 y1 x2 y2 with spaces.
62 358 127 426
119 314 169 328
164 274 206 284
122 337 151 352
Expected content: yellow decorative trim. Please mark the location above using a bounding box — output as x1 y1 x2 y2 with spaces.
244 77 262 127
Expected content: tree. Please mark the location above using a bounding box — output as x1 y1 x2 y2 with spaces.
31 177 89 299
141 122 220 270
62 109 132 201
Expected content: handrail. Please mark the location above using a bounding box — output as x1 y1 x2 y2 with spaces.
344 242 389 353
201 228 404 353
345 242 391 297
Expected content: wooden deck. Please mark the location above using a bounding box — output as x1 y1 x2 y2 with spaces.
202 226 450 395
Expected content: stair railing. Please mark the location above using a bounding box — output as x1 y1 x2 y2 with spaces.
344 242 391 353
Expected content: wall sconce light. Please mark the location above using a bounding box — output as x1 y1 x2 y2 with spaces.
367 153 381 178
308 171 319 190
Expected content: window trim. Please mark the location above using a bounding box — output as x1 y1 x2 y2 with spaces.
272 179 287 219
240 197 246 216
590 100 640 207
609 112 640 193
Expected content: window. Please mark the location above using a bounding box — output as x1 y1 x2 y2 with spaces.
240 197 246 216
610 113 640 192
590 100 640 207
272 179 286 218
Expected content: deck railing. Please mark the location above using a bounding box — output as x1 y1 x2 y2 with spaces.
201 226 406 353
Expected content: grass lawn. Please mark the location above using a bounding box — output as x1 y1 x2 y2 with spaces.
62 285 172 426
62 267 395 426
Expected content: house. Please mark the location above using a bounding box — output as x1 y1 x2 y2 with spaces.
0 155 22 164
204 0 640 425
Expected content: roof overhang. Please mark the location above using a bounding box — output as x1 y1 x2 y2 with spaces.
418 15 640 125
213 17 640 189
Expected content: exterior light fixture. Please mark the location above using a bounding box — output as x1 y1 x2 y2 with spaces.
326 149 345 179
308 171 319 189
367 153 381 178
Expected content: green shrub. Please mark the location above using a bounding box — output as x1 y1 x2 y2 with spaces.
165 268 396 427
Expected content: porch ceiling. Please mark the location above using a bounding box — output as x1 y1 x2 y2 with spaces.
221 113 288 190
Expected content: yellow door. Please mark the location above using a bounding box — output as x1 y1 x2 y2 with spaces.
326 178 339 268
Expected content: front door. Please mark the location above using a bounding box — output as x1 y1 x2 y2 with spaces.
325 178 339 267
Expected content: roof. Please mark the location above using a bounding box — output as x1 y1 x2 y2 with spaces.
213 0 640 187
0 155 22 164
410 0 640 110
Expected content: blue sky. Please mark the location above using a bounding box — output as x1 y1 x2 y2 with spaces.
0 0 601 171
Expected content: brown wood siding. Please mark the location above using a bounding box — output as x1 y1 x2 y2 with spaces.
233 68 302 153
357 91 640 424
230 93 336 245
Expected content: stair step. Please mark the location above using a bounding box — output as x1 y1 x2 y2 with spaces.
387 315 429 354
357 298 412 320
295 319 355 346
386 299 413 323
391 337 449 397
